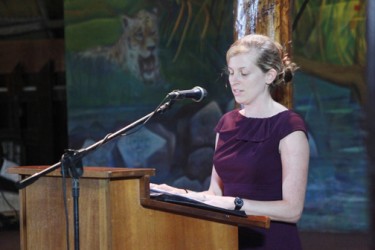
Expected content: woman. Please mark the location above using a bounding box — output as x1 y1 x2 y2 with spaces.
152 34 309 249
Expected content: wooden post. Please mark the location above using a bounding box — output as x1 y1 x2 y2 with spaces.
233 0 294 108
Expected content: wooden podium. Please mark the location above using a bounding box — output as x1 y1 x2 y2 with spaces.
9 166 269 250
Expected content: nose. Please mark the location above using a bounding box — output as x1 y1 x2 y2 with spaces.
147 45 155 53
228 74 239 86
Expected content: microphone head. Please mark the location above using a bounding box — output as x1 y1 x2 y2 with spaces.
167 86 208 102
192 86 207 102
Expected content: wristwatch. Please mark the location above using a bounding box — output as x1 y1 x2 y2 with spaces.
234 197 244 210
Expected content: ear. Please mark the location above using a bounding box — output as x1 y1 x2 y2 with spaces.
265 69 277 84
122 15 132 29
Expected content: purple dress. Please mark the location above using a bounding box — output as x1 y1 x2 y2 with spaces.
213 109 308 250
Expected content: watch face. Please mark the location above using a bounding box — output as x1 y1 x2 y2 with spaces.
234 197 243 209
235 197 243 206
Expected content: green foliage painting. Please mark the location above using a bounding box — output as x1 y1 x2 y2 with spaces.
64 0 234 197
292 0 368 232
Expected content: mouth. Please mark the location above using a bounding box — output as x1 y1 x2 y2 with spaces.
138 55 159 82
232 89 243 96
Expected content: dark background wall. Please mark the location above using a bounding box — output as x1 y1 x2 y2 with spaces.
0 0 66 166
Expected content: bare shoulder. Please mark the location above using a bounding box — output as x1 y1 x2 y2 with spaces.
280 130 309 154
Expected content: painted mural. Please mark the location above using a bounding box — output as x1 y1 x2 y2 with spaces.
65 0 368 232
64 0 234 186
292 0 367 232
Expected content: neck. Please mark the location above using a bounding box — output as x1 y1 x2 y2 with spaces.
240 99 286 118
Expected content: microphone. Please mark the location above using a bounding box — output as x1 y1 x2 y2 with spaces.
167 86 207 102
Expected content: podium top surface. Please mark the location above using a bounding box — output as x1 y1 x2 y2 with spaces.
8 165 155 179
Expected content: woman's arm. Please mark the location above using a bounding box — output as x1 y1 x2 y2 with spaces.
205 134 223 196
151 131 309 223
200 130 309 223
205 167 223 195
149 165 223 199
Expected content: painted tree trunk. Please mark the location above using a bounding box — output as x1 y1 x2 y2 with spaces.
233 0 293 108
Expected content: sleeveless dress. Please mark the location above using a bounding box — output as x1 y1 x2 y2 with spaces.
213 109 308 250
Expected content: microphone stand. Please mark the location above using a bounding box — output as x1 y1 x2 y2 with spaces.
15 99 176 250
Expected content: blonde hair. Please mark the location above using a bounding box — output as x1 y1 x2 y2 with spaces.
226 34 298 90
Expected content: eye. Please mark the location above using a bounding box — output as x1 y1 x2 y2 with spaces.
148 30 157 36
240 71 250 76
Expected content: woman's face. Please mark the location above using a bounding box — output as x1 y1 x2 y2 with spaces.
227 51 270 106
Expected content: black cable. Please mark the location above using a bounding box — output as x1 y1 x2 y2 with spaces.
95 95 171 150
0 190 19 219
61 166 70 250
120 95 171 137
292 0 310 32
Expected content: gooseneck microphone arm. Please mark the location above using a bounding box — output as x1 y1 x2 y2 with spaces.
15 99 176 190
16 86 207 189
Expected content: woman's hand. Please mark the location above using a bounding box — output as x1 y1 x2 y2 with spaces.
182 192 236 210
150 184 237 211
199 195 235 210
150 183 187 195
